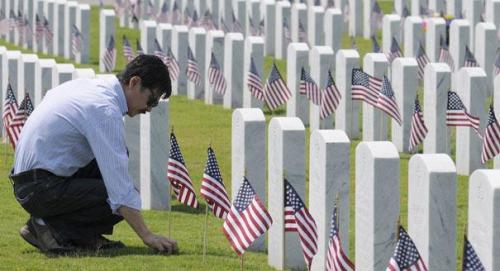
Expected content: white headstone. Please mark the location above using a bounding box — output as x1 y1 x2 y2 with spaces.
99 9 115 72
348 0 362 36
140 99 170 210
204 30 225 105
64 1 78 59
423 63 451 154
75 4 90 64
426 17 446 62
187 27 206 100
140 20 158 54
43 0 55 55
486 0 500 30
495 75 500 168
324 8 344 53
265 1 276 56
34 59 56 105
26 0 36 50
125 115 141 190
6 51 21 101
291 3 307 43
35 0 45 53
447 0 462 18
308 6 325 46
391 58 418 152
247 0 261 37
275 1 291 60
464 0 482 52
382 14 401 55
53 64 75 86
242 36 264 108
468 169 500 271
72 68 95 79
362 53 389 141
210 0 220 25
355 141 399 271
19 54 38 102
335 49 361 139
223 32 244 108
309 129 351 271
172 25 189 95
449 19 470 73
428 0 445 14
475 23 497 94
404 16 423 57
0 47 7 135
286 43 310 125
268 117 306 270
231 108 267 251
456 67 487 175
362 0 374 38
53 0 66 56
235 0 246 36
309 46 335 131
408 154 457 270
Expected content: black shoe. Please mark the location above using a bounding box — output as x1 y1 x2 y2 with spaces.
29 218 75 254
19 223 40 249
72 235 125 251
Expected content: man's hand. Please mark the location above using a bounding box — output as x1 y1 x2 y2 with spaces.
142 233 178 254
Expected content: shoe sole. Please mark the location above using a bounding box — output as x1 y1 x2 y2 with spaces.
19 226 40 249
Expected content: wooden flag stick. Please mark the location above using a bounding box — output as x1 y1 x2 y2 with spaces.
202 203 209 262
167 185 173 238
240 254 244 271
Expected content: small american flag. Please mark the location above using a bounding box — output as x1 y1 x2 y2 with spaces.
409 97 428 152
320 70 341 120
248 17 260 36
298 19 308 44
387 37 403 63
326 204 354 271
439 35 454 71
377 76 402 125
186 46 201 85
446 91 481 138
481 105 500 164
199 9 215 31
71 24 82 56
183 7 192 26
464 45 479 67
284 179 318 270
102 35 116 72
343 4 350 23
220 17 230 33
402 6 410 18
231 11 243 33
283 18 292 44
157 1 169 23
166 46 180 82
23 17 32 44
16 11 24 43
136 39 144 55
222 177 273 256
351 68 382 107
350 38 358 50
420 5 430 16
200 147 231 219
264 63 292 111
122 34 135 63
462 235 485 270
416 43 430 80
371 1 383 31
208 52 227 95
167 132 199 208
387 226 428 271
326 0 335 8
372 36 381 53
247 56 264 101
299 67 322 106
189 10 199 27
2 83 19 149
170 1 181 25
259 19 265 37
43 16 53 46
8 93 34 149
494 49 500 76
35 14 44 43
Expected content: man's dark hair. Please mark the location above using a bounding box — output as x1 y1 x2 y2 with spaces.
117 54 172 98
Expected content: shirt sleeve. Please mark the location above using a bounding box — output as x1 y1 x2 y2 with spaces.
84 105 141 214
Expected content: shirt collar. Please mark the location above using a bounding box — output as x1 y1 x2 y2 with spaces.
110 76 129 116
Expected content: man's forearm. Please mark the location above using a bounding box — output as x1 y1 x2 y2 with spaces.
118 205 151 240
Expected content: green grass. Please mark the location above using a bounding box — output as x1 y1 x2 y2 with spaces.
0 3 479 270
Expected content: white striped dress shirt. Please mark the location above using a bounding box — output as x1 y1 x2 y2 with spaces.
14 76 140 213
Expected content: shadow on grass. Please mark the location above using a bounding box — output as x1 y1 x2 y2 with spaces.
171 202 207 214
31 246 183 258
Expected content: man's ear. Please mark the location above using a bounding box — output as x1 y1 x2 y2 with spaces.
129 76 141 89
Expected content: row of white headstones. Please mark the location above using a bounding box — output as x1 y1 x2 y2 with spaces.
0 0 91 63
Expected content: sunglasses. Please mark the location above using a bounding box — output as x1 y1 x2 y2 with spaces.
146 88 165 108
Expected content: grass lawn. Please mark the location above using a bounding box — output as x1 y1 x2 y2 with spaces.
0 3 478 270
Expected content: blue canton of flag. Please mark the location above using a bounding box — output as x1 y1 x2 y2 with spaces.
351 68 382 106
299 67 321 106
409 97 428 152
326 204 354 271
264 63 292 111
377 76 402 125
446 91 481 138
208 52 227 95
247 56 264 101
464 46 479 67
200 147 231 219
387 226 428 270
481 105 500 164
462 235 485 271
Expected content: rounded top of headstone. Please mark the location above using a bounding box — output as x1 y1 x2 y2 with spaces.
450 19 470 28
269 117 305 131
78 4 91 10
0 46 6 53
226 32 244 40
470 169 500 190
6 51 21 58
384 14 401 22
173 25 189 32
337 49 360 59
405 16 423 24
250 0 260 3
325 8 342 15
142 20 158 28
288 42 309 52
276 0 291 7
427 17 446 25
265 0 277 7
233 108 265 122
475 22 496 31
207 30 225 38
364 53 389 64
311 129 350 144
73 68 96 79
356 141 399 159
409 154 456 173
311 46 334 55
56 0 66 5
100 9 116 16
38 59 57 67
311 6 324 12
246 36 264 44
190 27 207 35
292 2 307 9
67 1 78 7
458 67 487 78
425 62 451 73
158 23 173 30
21 54 39 62
392 57 418 68
56 64 76 73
